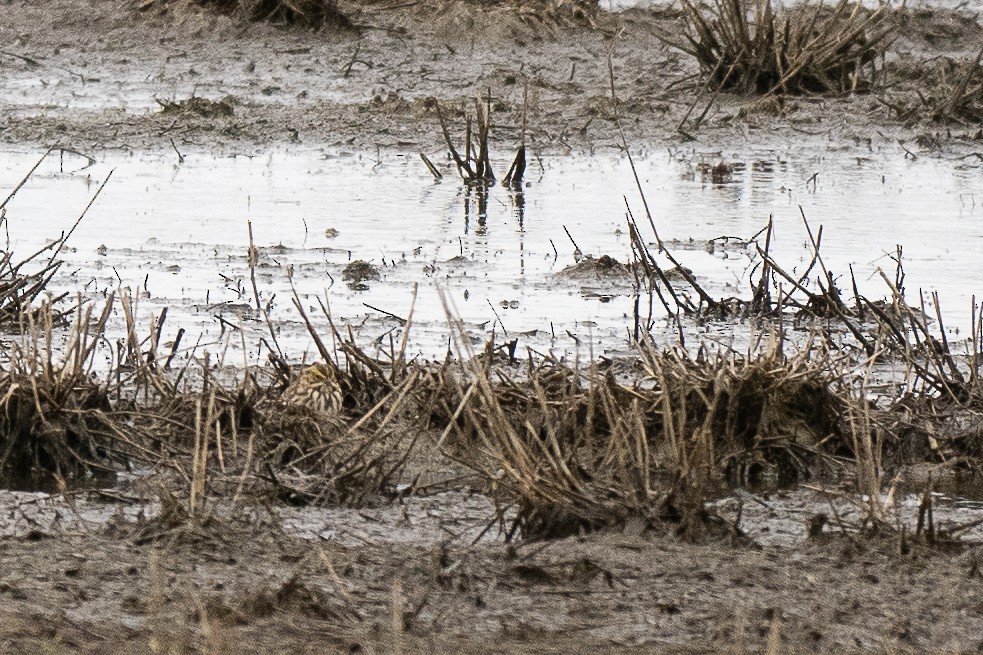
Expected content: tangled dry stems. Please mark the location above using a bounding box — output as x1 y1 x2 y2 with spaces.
0 214 72 327
420 338 865 540
0 300 121 489
137 0 354 29
660 0 895 95
2 282 981 545
917 48 983 124
1 198 981 545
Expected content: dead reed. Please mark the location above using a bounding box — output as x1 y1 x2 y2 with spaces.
0 300 121 489
0 149 112 326
419 333 864 541
431 88 528 188
0 228 69 326
435 96 496 185
241 281 423 506
659 0 895 95
905 47 983 124
1 182 978 549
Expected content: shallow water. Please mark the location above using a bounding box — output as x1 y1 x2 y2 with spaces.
0 143 981 365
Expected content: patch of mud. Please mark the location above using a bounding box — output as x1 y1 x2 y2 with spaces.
157 95 235 118
556 254 630 281
2 1 983 156
0 486 981 653
342 259 381 289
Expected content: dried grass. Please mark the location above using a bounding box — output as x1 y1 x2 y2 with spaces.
659 0 895 95
902 48 983 124
2 154 980 550
138 0 354 29
421 334 862 541
0 300 121 489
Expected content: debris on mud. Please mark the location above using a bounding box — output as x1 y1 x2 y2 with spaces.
157 95 235 118
342 259 380 288
697 160 736 184
369 91 412 114
886 48 983 123
555 254 631 282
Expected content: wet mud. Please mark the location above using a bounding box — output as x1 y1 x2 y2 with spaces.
0 0 981 155
1 473 982 654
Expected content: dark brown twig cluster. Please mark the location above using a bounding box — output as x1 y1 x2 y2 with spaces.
659 0 895 95
906 48 983 124
417 339 859 541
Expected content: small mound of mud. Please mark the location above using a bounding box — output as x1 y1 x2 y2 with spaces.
342 260 380 289
157 96 235 118
662 265 694 281
235 574 361 622
556 254 631 282
904 56 983 124
368 91 411 114
555 256 696 294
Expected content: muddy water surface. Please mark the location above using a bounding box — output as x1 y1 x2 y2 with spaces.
1 143 980 364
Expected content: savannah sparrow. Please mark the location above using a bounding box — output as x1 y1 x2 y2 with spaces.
281 362 344 416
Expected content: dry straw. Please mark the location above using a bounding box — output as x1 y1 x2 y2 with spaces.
422 319 863 541
659 0 895 95
921 47 983 124
137 0 354 29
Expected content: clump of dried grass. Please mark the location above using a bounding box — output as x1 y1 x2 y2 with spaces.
660 0 895 95
0 149 100 327
426 336 860 541
138 0 354 29
914 48 983 124
0 300 122 489
242 286 423 506
0 242 68 327
255 406 415 507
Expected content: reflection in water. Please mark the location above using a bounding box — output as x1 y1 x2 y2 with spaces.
462 183 490 237
0 144 980 361
512 189 526 277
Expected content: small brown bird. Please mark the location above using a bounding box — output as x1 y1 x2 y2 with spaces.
281 362 344 416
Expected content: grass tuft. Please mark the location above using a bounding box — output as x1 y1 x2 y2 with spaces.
661 0 895 95
138 0 355 29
